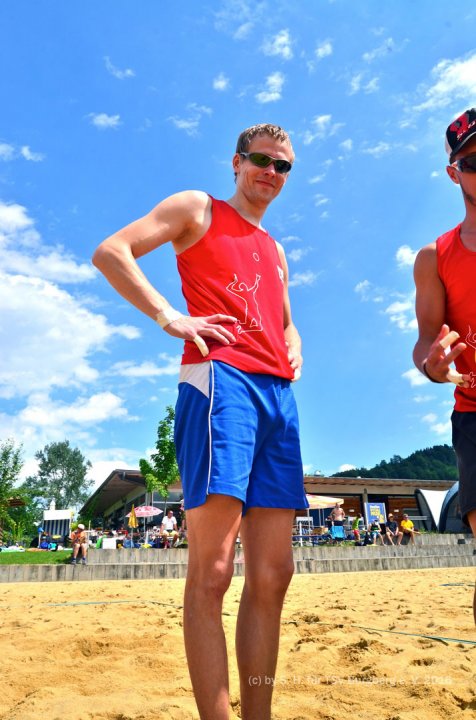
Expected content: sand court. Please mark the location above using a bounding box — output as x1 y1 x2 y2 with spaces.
0 567 475 720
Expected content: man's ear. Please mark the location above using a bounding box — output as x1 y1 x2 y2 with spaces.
446 165 460 185
232 153 241 176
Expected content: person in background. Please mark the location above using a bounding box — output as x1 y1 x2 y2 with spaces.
70 523 88 565
413 107 476 623
400 515 420 545
383 514 403 546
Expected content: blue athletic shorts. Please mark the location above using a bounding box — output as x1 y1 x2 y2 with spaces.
174 360 308 513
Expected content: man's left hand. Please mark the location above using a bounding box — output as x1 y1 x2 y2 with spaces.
286 342 303 382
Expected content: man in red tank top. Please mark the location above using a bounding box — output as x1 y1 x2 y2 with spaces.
413 107 476 624
93 124 306 718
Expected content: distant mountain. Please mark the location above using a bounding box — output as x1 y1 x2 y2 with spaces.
332 444 458 481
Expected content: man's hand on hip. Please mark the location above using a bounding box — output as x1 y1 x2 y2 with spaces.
165 313 237 357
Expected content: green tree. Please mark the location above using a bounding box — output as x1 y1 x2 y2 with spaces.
139 405 179 511
0 438 24 528
23 441 93 511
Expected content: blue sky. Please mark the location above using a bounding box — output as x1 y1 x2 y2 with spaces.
1 1 476 488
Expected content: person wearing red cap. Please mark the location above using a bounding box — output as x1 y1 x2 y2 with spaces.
413 107 476 624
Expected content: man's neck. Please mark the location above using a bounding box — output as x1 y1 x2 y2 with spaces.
226 193 268 228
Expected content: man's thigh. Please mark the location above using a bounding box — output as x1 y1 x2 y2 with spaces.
452 410 476 524
175 361 258 510
246 381 307 512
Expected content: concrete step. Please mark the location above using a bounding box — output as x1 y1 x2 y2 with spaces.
1 546 474 583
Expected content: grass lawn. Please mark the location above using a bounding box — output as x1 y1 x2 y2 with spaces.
0 550 72 565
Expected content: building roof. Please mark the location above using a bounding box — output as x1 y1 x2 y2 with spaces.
304 476 454 491
80 469 145 516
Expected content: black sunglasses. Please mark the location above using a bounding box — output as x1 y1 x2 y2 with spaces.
451 153 476 173
239 152 292 174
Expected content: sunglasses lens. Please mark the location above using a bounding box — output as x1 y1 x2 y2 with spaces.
274 159 292 173
248 153 273 168
458 155 476 172
248 153 292 174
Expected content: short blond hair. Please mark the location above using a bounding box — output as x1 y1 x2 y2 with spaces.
235 123 294 157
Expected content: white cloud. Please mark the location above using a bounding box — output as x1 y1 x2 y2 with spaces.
168 103 212 136
413 394 433 403
340 138 353 152
0 271 139 399
431 171 441 178
349 73 363 95
214 0 262 39
315 40 332 59
104 56 135 80
364 77 380 93
0 248 96 283
308 173 326 184
281 235 301 244
20 391 130 428
0 143 45 162
287 248 309 262
355 280 371 299
234 21 253 39
354 279 385 304
396 244 417 268
20 145 45 162
422 412 437 424
110 354 181 378
255 71 285 103
0 201 34 234
414 52 476 112
213 72 230 91
314 194 329 207
87 455 140 490
169 117 200 135
303 114 344 145
289 271 317 288
0 201 94 283
402 368 427 387
262 29 293 60
384 299 416 331
363 37 396 63
429 419 452 436
362 141 391 158
0 142 16 161
350 72 380 95
89 113 121 129
339 463 356 472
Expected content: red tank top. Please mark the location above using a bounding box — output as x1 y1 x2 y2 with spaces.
437 223 476 411
176 197 293 379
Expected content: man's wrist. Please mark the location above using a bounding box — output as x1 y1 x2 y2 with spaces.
156 307 183 329
421 359 445 383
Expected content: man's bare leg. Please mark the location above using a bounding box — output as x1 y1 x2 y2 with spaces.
184 494 243 720
236 508 295 720
468 509 476 624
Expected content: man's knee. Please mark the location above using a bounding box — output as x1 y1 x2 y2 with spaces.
247 558 295 601
188 558 235 600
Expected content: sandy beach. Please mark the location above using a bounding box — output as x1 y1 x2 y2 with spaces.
1 567 475 720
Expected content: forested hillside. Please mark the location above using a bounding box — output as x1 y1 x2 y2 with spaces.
332 444 457 480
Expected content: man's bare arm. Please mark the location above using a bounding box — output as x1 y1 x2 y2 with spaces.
92 190 237 349
413 244 468 386
276 242 302 381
